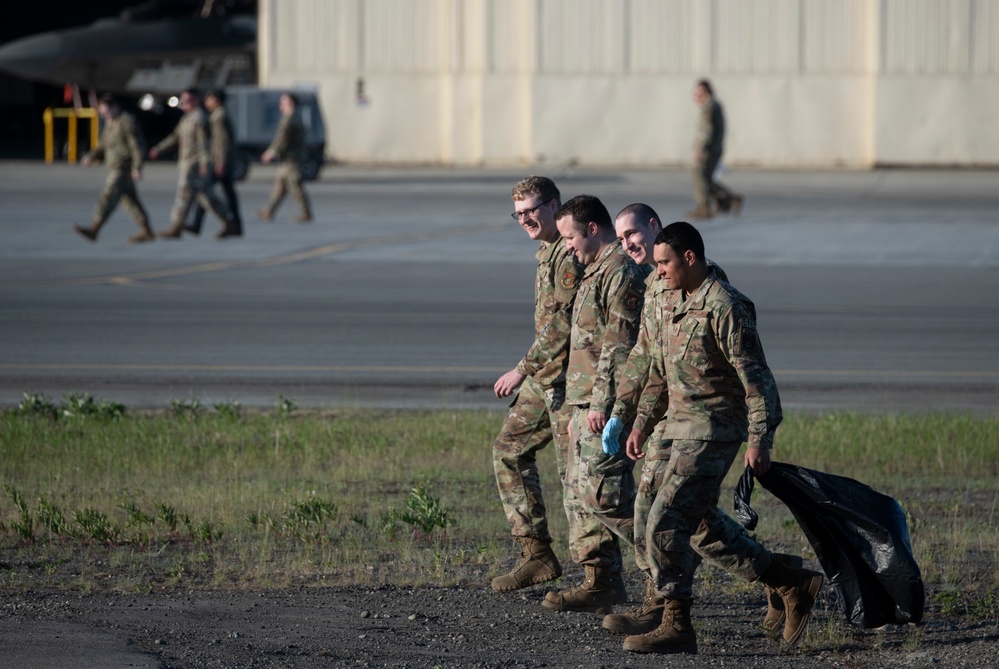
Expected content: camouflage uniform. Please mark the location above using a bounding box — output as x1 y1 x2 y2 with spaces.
153 107 231 232
190 104 242 235
637 271 782 599
84 111 152 235
564 243 647 567
493 238 582 546
610 265 764 585
693 96 738 213
262 110 311 220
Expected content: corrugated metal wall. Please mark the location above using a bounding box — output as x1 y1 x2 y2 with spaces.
260 0 999 166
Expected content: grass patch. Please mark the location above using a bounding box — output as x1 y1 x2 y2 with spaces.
0 406 997 626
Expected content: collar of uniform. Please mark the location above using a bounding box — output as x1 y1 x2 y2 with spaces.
675 273 715 314
536 237 562 263
582 242 624 278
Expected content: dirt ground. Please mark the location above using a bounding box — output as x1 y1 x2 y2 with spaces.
2 568 997 669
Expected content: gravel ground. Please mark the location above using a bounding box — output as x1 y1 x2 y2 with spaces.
2 572 997 669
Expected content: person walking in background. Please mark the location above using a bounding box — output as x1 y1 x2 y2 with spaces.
688 79 743 220
257 93 312 223
73 94 155 243
149 88 233 239
187 89 242 239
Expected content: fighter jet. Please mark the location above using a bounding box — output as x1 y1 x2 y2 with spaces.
0 0 257 95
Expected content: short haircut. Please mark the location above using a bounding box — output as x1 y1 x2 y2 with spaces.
696 78 714 96
556 195 612 232
206 89 226 103
98 93 119 107
512 175 560 205
283 92 299 106
656 222 705 261
616 203 660 228
183 87 201 99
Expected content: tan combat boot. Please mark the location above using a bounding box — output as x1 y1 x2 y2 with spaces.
760 553 803 638
73 222 100 242
157 223 184 239
760 556 823 645
490 537 562 593
622 598 697 654
602 577 665 635
541 564 614 614
129 222 156 244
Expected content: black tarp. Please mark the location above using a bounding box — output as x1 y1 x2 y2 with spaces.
734 462 924 628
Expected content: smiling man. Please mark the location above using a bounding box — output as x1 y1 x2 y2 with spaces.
618 222 821 655
489 176 583 594
541 195 647 614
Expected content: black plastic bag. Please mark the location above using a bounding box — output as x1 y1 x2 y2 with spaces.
735 462 924 628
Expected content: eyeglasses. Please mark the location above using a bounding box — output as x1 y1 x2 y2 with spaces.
511 198 554 221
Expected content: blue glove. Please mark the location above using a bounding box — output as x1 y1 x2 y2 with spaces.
601 416 624 455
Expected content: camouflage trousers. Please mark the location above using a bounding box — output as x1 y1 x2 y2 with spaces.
693 150 737 212
264 161 311 218
170 164 231 228
92 169 150 230
564 406 636 567
492 377 577 546
641 438 772 599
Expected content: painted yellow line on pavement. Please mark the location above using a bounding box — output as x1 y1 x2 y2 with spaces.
0 363 505 374
1 363 997 380
57 221 508 287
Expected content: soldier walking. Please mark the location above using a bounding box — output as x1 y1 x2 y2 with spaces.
187 89 242 238
149 88 234 239
541 195 647 614
257 93 312 223
616 222 821 655
688 79 743 219
73 94 155 243
600 207 814 649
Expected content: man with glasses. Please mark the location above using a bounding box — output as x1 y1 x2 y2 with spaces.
492 177 628 599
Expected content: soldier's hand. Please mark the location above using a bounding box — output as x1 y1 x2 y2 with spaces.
744 447 771 477
148 148 159 159
132 169 141 181
215 162 225 177
493 370 526 398
625 428 647 461
587 410 608 434
81 156 92 167
199 166 209 178
261 150 273 164
601 417 623 455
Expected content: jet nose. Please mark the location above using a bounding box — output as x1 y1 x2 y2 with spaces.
0 32 65 79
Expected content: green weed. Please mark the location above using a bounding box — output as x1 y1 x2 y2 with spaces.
213 399 242 420
170 396 204 420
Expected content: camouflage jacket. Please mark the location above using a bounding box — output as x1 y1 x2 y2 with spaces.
514 238 584 388
641 273 782 448
696 97 725 154
267 111 307 164
612 261 729 435
209 105 236 171
565 243 647 413
610 271 669 432
87 111 144 173
153 108 211 170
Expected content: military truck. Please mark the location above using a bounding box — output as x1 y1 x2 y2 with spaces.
225 86 327 181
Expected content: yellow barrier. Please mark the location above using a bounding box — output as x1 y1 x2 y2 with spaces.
43 107 100 164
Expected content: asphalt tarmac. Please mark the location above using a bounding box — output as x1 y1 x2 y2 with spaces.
1 161 997 414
